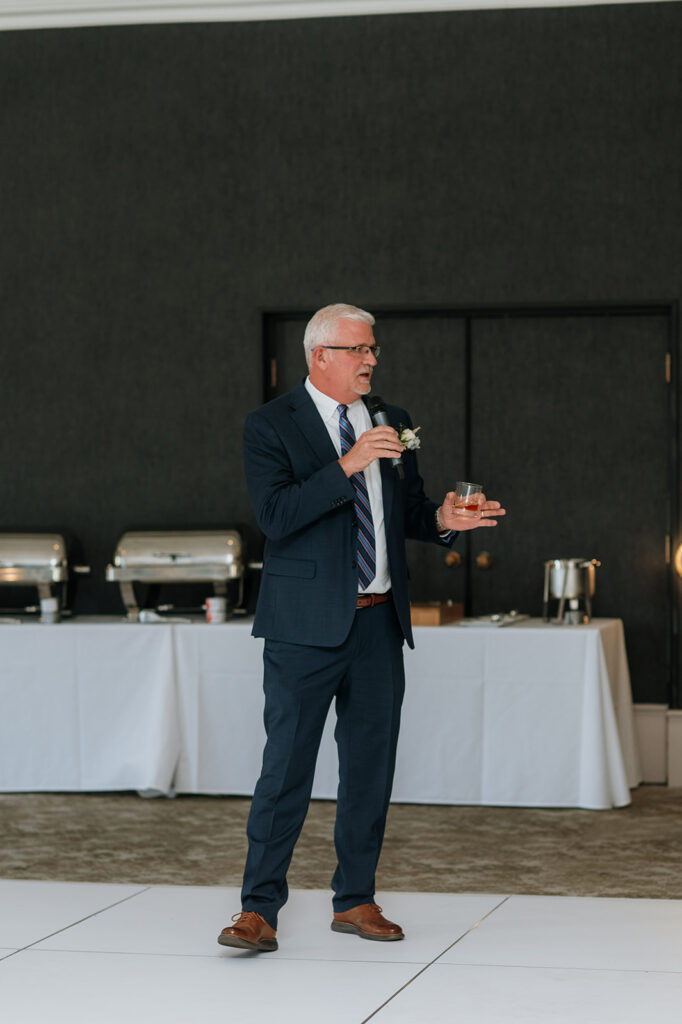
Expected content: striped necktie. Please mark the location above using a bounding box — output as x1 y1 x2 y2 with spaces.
338 404 376 591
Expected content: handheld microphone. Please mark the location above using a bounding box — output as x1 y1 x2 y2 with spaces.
367 395 404 480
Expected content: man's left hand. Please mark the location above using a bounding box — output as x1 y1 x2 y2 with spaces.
437 492 506 532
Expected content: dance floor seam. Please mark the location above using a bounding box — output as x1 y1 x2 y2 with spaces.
0 885 151 959
7 945 682 977
27 947 433 963
360 894 513 1022
2 881 682 1023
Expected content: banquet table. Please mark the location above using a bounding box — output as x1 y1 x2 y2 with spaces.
0 618 179 792
0 616 641 809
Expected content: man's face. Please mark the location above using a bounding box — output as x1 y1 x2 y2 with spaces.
310 318 378 404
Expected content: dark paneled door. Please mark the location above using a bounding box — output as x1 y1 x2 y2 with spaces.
469 312 672 703
264 306 675 704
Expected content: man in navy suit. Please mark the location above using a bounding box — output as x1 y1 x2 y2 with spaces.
219 304 504 952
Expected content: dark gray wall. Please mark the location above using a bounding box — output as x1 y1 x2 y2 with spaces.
1 4 681 693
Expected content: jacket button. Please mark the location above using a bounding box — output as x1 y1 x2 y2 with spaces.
351 560 357 569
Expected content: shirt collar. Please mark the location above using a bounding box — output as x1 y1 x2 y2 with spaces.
305 376 365 424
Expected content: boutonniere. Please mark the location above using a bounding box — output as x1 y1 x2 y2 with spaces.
398 424 421 451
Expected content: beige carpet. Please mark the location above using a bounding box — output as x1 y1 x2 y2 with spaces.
2 787 681 899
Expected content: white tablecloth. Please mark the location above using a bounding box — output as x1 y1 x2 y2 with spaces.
0 617 641 809
0 618 179 792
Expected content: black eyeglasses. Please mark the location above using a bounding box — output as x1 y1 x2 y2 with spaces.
319 345 381 358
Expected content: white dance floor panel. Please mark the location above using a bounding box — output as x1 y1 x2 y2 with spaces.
29 885 503 964
1 881 681 1023
0 879 144 949
375 964 682 1024
439 893 682 973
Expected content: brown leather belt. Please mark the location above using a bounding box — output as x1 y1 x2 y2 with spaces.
356 590 392 609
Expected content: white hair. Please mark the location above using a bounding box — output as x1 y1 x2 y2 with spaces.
303 303 375 367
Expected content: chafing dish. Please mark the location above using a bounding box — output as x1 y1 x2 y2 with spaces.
106 529 246 620
0 533 90 616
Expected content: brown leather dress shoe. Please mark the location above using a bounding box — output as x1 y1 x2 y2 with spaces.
331 903 404 941
218 911 278 952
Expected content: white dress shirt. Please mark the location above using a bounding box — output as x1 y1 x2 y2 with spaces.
305 377 391 594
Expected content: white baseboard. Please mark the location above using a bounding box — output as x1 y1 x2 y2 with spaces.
633 704 667 784
632 704 682 786
666 710 682 788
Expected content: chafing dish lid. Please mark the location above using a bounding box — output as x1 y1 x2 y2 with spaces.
110 530 243 569
0 533 68 569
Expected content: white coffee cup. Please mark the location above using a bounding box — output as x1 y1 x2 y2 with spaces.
40 596 60 624
206 596 227 624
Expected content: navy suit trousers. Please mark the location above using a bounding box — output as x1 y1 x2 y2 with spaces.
241 600 405 929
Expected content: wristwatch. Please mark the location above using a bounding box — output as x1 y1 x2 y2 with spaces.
435 507 449 534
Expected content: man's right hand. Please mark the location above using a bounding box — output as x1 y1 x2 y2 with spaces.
338 426 404 477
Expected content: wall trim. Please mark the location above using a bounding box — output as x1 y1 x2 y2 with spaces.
0 0 677 33
667 710 682 787
633 704 668 784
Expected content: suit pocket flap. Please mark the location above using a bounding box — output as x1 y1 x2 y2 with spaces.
266 556 316 579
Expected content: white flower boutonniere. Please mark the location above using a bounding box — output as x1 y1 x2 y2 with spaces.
398 424 421 451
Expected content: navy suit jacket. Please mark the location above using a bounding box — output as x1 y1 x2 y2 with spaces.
244 380 455 649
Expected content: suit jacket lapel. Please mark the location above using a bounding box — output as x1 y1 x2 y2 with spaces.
289 380 339 466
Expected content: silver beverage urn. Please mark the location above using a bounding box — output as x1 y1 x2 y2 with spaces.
542 558 601 624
